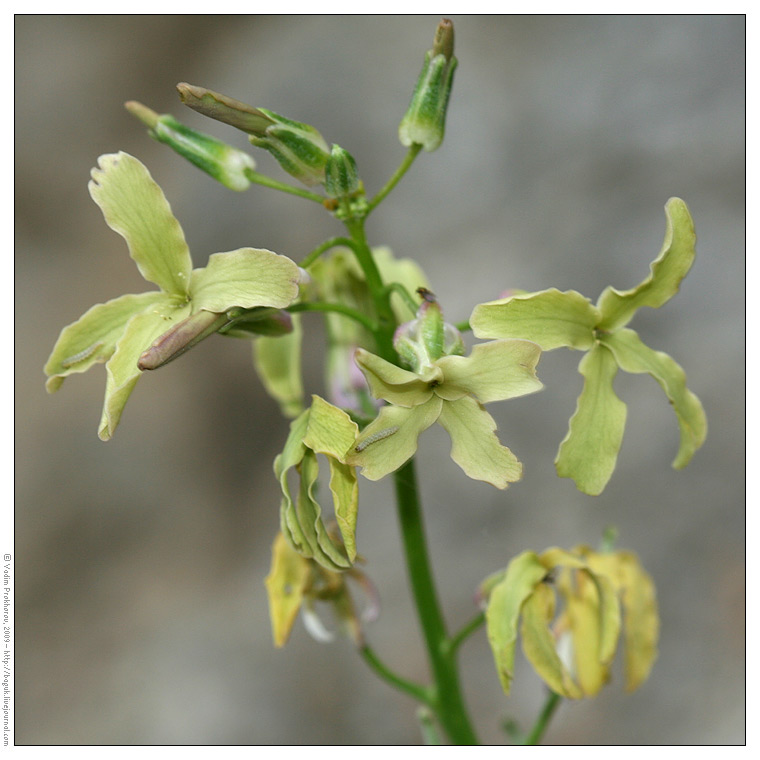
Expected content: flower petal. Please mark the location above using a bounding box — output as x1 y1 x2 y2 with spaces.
520 582 583 699
190 248 301 311
88 152 192 296
601 328 707 469
555 344 627 495
253 314 304 418
597 198 696 331
98 299 191 440
44 291 165 392
485 551 548 695
437 397 522 489
354 348 442 407
264 532 311 647
470 289 600 350
346 397 442 481
435 339 543 403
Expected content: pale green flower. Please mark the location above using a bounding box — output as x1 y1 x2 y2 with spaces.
470 198 707 495
45 152 301 440
346 323 543 489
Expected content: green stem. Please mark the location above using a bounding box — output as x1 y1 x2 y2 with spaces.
299 236 357 269
393 459 479 745
366 144 423 215
384 282 420 317
343 217 397 361
287 301 377 333
243 168 325 204
448 611 485 656
523 691 562 745
359 645 433 706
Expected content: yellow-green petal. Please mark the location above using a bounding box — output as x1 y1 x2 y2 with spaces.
44 291 165 391
601 328 707 469
470 289 600 351
303 394 360 461
555 343 627 495
88 152 192 296
354 348 442 407
264 532 311 647
435 339 543 403
485 550 548 695
437 397 522 489
98 299 192 440
346 397 442 481
597 198 696 331
253 314 304 418
520 582 583 699
190 248 300 312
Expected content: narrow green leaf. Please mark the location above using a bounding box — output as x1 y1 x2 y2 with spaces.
555 344 627 495
437 396 522 489
44 291 165 390
253 314 304 418
470 289 600 350
190 248 300 312
264 532 311 647
346 397 442 481
602 328 706 468
435 339 543 403
88 152 193 296
520 583 583 699
98 301 191 440
485 551 548 694
597 198 696 331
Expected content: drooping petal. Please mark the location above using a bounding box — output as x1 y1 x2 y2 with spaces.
484 551 548 695
555 344 627 495
88 152 193 296
264 532 311 647
601 328 707 469
596 198 696 331
346 397 442 481
437 396 522 489
44 291 165 392
98 298 192 440
435 339 543 403
520 582 583 699
189 248 300 312
559 567 621 696
470 289 600 351
585 549 660 692
303 396 361 562
354 348 442 407
252 314 304 418
297 450 353 570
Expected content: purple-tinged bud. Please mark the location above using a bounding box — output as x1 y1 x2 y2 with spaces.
138 310 229 371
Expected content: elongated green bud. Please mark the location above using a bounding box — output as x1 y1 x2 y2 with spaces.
125 101 255 191
138 310 230 371
177 83 330 187
398 18 458 152
325 144 360 199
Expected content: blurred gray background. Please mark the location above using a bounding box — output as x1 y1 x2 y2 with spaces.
15 15 744 745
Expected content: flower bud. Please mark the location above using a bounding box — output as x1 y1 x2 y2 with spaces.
393 291 464 373
125 101 256 191
398 18 458 152
177 83 330 187
137 310 230 371
325 144 360 199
